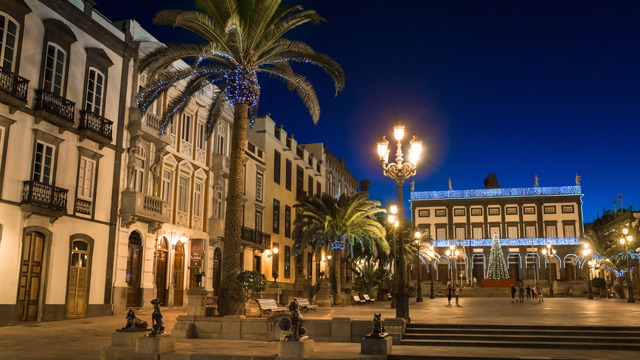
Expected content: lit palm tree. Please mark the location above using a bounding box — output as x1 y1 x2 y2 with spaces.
293 193 387 304
136 0 344 315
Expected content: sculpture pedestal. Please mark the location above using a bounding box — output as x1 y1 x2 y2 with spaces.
361 335 393 355
187 287 208 316
111 331 146 346
136 334 176 353
278 339 314 359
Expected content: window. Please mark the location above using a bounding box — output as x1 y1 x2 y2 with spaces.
161 169 173 203
76 157 95 200
545 224 557 238
256 172 263 203
471 208 482 216
285 159 292 191
284 246 291 278
563 224 575 237
455 227 465 240
215 191 222 219
216 124 225 155
490 226 500 237
472 226 483 239
271 242 278 277
177 175 189 212
525 225 536 238
307 253 313 279
274 150 281 184
273 199 280 234
181 114 191 142
33 141 55 184
507 225 518 239
194 182 202 217
285 205 291 238
308 175 313 197
488 207 500 215
296 165 304 197
544 206 556 214
418 209 430 217
196 123 205 150
506 207 517 215
454 208 465 216
338 181 342 197
562 205 575 214
132 145 146 193
255 210 263 233
435 209 446 217
317 181 321 196
524 206 535 214
85 68 104 114
43 43 66 96
436 227 446 240
0 14 19 71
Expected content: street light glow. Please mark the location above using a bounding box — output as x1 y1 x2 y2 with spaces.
390 203 398 215
415 231 421 239
393 122 405 141
377 136 389 160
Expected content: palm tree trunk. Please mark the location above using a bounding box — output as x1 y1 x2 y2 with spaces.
218 103 248 315
333 250 343 305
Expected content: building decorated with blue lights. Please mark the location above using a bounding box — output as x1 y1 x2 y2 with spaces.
410 174 586 288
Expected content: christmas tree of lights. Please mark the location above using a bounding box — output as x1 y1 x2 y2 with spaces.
486 230 509 279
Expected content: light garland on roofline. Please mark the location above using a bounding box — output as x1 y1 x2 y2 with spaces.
433 237 582 247
410 186 582 200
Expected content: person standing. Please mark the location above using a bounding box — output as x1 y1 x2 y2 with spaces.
569 287 573 297
526 285 531 300
446 284 452 305
511 284 516 303
537 284 544 302
532 287 537 301
455 287 460 305
519 285 525 303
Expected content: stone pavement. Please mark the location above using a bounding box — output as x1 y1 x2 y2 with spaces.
0 298 639 359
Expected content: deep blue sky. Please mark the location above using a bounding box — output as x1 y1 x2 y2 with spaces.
100 0 640 224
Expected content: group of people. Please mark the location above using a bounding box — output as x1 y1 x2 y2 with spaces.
511 284 544 303
446 284 460 305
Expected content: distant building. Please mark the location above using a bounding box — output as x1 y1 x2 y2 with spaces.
302 144 357 198
410 174 586 286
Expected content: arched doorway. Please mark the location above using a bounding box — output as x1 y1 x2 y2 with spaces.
155 237 169 306
126 231 143 307
437 257 449 284
173 242 185 306
508 254 521 280
472 255 485 281
18 231 46 321
212 248 221 296
67 239 90 318
564 256 577 280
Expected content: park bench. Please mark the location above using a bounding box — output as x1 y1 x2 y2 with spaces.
352 295 366 305
256 298 287 318
294 297 318 312
362 294 375 303
385 292 393 300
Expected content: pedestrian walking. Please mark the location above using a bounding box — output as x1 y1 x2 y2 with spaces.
526 285 531 300
569 288 573 297
519 285 525 303
511 284 516 303
537 285 544 302
446 284 452 305
532 287 537 301
473 276 477 288
455 287 460 305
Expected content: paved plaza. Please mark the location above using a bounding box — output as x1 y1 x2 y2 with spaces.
0 298 639 359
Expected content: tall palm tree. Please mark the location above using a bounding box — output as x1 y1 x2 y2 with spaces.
136 0 344 315
293 193 387 304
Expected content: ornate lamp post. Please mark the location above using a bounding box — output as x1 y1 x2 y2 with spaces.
377 122 422 321
620 228 635 303
415 231 424 302
388 209 399 308
582 243 593 299
446 245 460 288
427 246 437 299
541 242 556 297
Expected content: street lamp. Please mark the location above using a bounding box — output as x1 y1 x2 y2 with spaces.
427 245 437 299
377 122 422 321
415 231 423 302
446 245 461 288
620 228 635 303
388 210 398 308
583 244 593 299
541 242 557 297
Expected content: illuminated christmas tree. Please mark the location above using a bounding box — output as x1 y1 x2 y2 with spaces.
486 231 509 279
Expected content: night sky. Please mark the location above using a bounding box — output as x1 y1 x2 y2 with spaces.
99 0 640 224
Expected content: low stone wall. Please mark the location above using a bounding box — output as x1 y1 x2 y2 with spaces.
173 315 405 344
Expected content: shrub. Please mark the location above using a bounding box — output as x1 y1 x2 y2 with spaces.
237 270 267 300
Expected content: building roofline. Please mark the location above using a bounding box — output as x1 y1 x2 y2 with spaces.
410 186 583 201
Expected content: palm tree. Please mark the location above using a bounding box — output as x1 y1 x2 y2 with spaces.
136 0 344 315
293 193 387 304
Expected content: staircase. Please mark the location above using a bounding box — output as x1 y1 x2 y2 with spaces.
400 323 640 351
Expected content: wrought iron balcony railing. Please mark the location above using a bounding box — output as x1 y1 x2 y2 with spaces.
35 89 75 123
74 198 92 215
79 110 113 140
241 226 271 249
22 180 68 212
0 68 28 102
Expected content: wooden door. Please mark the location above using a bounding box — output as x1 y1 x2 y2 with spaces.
473 257 485 281
126 232 143 307
155 250 168 306
173 243 185 306
66 240 90 318
18 232 45 321
212 248 221 296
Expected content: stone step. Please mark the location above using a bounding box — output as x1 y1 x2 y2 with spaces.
407 323 640 332
405 328 640 337
400 338 640 351
402 333 640 344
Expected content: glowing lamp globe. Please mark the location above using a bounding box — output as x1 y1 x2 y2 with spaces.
393 122 405 141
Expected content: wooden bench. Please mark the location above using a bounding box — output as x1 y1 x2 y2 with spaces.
294 297 318 312
205 296 218 316
362 294 375 303
256 298 287 318
385 292 393 300
352 295 366 305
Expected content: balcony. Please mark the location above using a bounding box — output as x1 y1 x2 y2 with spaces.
0 68 29 112
74 198 92 216
208 217 225 238
79 110 113 147
128 109 171 146
120 190 170 229
34 89 75 132
21 180 68 221
211 153 230 177
241 226 270 249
